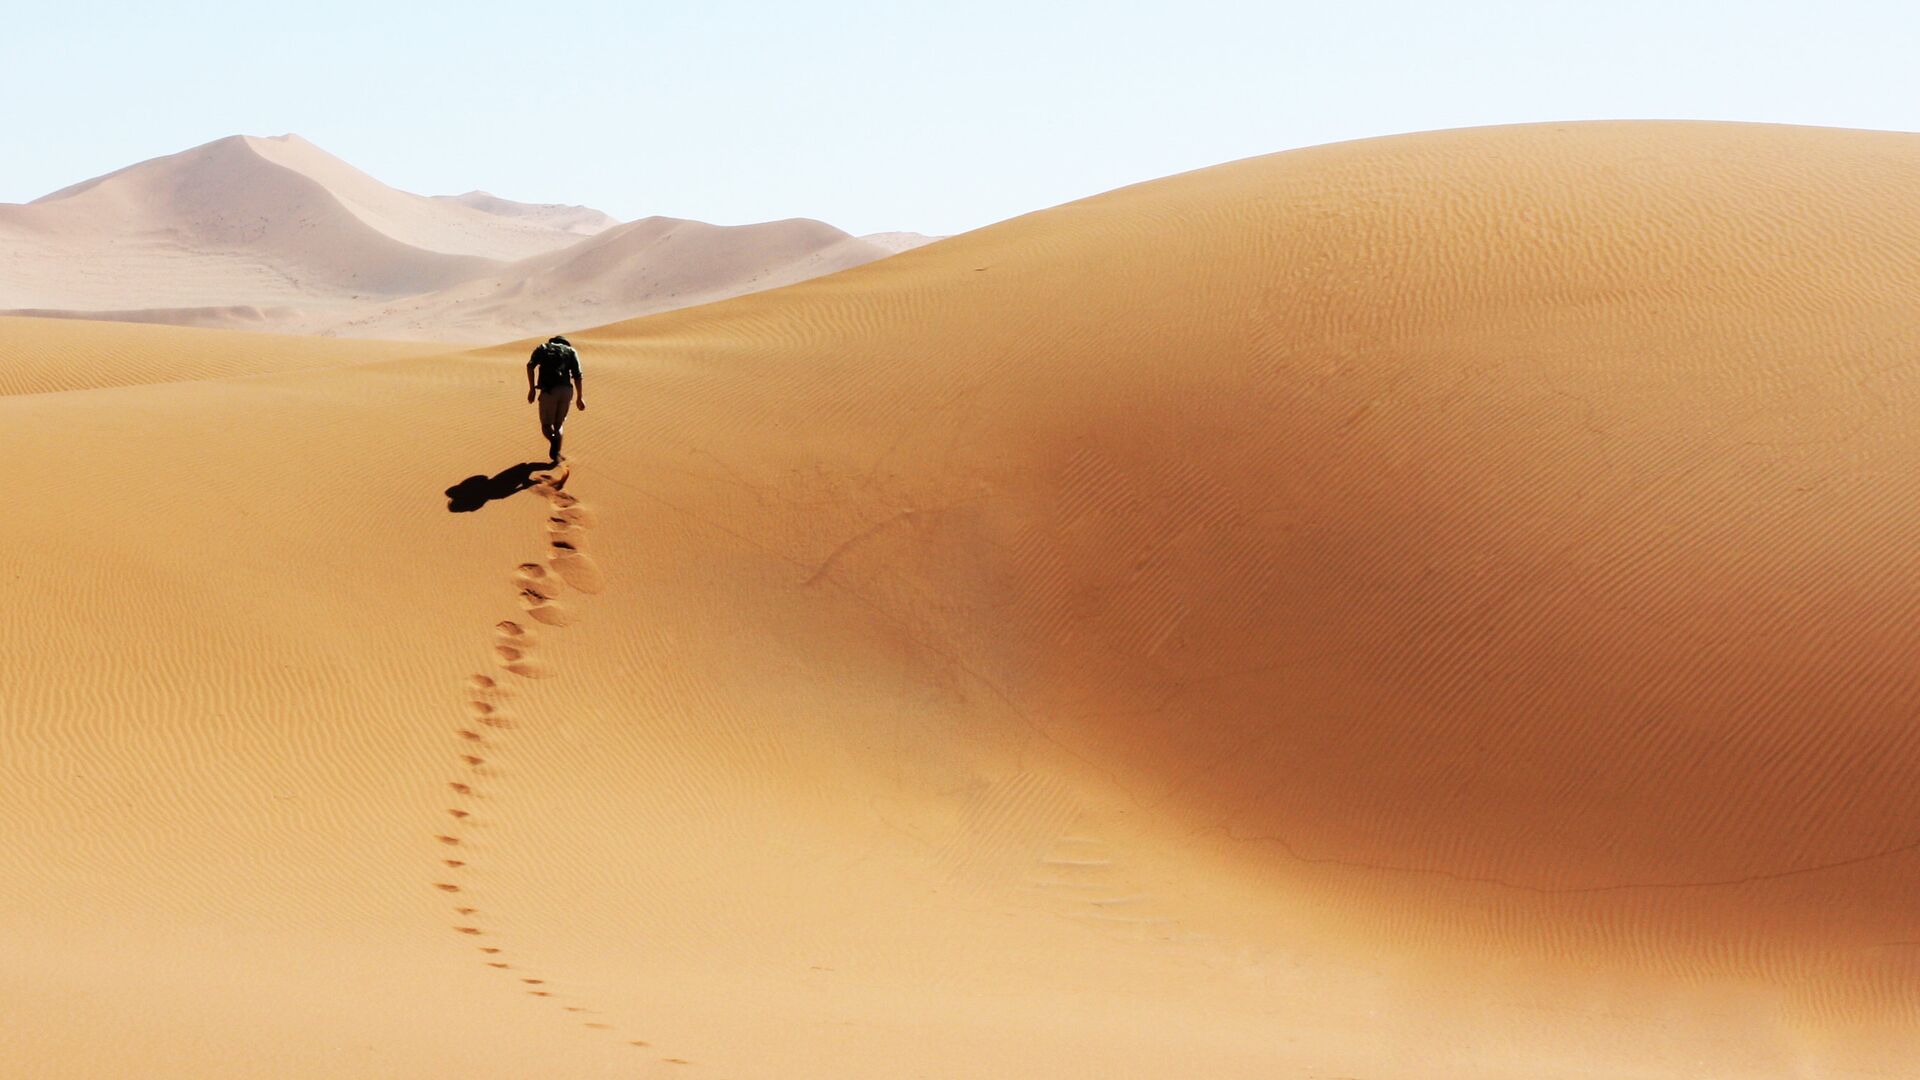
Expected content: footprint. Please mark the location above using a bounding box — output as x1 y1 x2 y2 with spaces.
453 926 483 936
492 644 553 678
524 602 577 627
553 505 596 527
447 808 470 819
433 883 460 892
442 859 465 868
435 835 462 846
494 620 528 639
461 754 485 767
512 570 555 600
548 550 606 594
456 729 485 743
449 782 472 795
469 674 497 690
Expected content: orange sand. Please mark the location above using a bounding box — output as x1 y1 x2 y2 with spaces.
6 120 1920 1077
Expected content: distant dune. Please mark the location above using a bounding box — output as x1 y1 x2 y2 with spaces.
0 135 930 342
8 121 1920 1078
333 214 918 341
431 190 621 237
857 230 941 253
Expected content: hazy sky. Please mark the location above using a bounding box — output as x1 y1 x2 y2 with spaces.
4 1 1916 236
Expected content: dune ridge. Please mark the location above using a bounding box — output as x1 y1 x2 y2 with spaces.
7 120 1920 1077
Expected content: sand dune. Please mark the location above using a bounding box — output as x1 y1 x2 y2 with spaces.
332 215 916 341
0 134 590 312
0 136 927 343
7 120 1920 1078
856 229 941 253
432 190 621 237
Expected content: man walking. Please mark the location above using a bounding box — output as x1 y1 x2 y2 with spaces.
526 335 585 464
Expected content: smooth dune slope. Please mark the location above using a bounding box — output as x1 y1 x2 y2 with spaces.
7 121 1920 1079
236 135 598 262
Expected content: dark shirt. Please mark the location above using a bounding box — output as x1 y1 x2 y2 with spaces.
530 343 581 391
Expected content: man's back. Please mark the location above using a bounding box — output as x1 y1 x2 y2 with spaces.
531 341 580 391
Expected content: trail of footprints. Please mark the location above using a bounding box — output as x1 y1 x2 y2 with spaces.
432 466 690 1067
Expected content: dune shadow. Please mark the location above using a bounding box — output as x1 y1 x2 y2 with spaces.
445 462 550 512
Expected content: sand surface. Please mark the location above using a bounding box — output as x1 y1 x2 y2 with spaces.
0 316 442 397
6 120 1920 1078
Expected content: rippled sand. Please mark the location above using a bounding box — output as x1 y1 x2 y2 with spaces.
6 121 1920 1077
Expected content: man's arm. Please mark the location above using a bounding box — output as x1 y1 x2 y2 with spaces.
526 358 538 403
573 370 585 411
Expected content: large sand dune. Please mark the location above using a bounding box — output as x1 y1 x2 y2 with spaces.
0 135 929 342
6 120 1920 1078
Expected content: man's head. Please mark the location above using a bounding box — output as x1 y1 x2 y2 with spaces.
549 335 571 348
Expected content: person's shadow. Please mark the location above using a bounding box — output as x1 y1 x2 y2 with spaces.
444 461 550 512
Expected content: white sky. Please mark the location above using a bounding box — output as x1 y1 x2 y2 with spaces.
3 0 1916 236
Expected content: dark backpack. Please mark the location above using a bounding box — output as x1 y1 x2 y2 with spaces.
534 342 578 390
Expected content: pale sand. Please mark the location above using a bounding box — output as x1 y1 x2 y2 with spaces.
430 190 623 238
5 121 1920 1078
0 136 931 343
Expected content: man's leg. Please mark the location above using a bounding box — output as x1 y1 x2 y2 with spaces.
539 389 570 463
